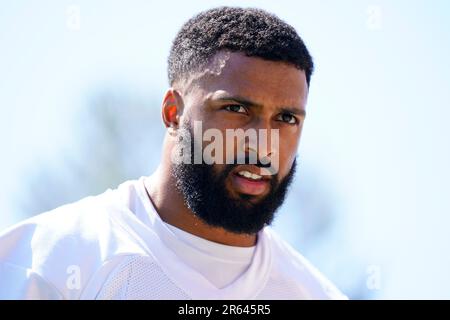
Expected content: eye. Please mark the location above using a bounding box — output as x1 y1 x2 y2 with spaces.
224 104 247 114
277 112 298 125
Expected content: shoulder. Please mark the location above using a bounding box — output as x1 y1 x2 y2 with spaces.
262 227 347 300
0 180 148 299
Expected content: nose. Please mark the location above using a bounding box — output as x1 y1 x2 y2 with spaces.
243 119 278 167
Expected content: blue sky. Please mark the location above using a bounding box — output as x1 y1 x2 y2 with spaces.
1 0 450 298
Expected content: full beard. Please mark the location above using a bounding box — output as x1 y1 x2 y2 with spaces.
171 126 297 235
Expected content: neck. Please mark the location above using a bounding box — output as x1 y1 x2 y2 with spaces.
146 163 257 247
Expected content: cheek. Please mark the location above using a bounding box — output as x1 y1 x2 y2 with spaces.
198 117 239 165
277 132 301 175
277 152 295 179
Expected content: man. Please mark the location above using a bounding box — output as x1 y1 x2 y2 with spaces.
0 7 346 299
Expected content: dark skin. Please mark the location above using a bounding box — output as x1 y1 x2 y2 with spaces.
146 52 309 247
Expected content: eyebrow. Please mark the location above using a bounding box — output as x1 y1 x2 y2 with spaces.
212 95 306 117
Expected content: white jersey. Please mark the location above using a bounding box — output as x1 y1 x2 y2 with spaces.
0 176 347 300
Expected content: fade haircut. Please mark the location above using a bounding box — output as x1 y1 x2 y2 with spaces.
168 6 314 87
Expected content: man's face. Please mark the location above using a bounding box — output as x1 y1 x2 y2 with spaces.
172 51 308 234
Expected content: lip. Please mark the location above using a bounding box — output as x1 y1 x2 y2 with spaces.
230 172 270 196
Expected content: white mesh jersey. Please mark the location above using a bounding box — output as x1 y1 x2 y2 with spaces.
0 176 347 300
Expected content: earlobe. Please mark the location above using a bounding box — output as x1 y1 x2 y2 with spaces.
166 105 178 136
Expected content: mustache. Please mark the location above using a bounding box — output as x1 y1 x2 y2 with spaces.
234 154 272 168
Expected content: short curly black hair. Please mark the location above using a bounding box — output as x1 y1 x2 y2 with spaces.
168 6 314 87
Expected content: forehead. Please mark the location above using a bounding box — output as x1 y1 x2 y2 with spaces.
194 51 308 108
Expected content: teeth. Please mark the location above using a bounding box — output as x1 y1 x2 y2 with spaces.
237 170 262 180
250 173 261 180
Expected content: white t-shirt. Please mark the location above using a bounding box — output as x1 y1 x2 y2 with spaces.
163 222 255 289
0 175 347 300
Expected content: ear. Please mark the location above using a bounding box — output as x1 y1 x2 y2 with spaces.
161 89 183 133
